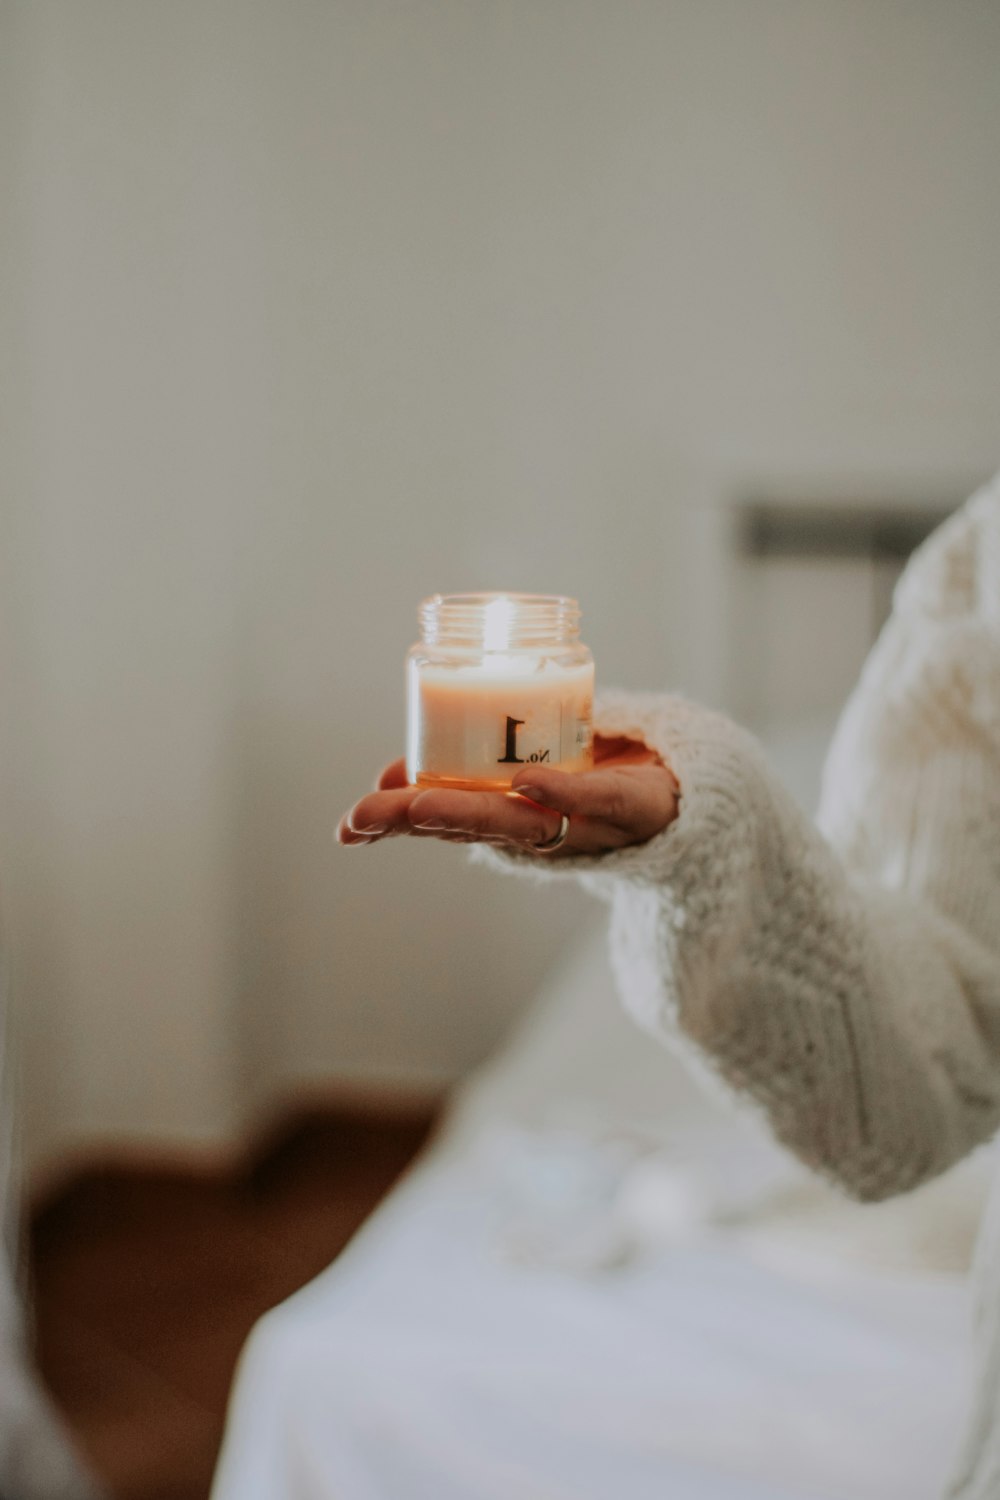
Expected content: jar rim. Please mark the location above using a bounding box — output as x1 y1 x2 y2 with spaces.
418 592 582 648
420 591 578 608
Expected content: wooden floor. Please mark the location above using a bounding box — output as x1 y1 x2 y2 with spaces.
29 1108 437 1500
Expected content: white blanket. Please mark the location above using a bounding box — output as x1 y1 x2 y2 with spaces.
212 928 980 1499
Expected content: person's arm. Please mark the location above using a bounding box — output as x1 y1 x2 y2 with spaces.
473 485 1000 1202
340 481 1000 1202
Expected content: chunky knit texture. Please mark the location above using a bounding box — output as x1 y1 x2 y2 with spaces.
476 474 1000 1497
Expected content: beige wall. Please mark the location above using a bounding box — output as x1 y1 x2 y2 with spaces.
2 0 998 1176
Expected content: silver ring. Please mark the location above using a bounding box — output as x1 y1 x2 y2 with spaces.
532 813 570 853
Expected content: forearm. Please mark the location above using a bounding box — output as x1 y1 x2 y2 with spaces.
605 853 1000 1202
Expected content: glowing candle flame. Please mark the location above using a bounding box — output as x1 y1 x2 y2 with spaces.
482 594 516 651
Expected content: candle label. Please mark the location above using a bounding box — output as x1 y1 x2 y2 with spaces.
496 707 592 767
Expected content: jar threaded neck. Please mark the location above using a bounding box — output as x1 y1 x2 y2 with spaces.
418 593 581 650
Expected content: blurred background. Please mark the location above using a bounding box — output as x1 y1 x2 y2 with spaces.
0 2 998 1498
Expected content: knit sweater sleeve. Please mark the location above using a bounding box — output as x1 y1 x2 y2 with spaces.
475 479 1000 1202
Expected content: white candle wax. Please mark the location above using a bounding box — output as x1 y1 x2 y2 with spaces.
407 654 594 790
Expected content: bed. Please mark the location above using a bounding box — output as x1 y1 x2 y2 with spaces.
211 924 983 1500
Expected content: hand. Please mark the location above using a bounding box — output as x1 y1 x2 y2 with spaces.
337 735 680 858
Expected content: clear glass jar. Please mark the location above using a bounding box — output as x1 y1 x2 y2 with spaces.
406 593 594 790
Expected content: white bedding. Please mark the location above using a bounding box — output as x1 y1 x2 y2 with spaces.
212 928 980 1499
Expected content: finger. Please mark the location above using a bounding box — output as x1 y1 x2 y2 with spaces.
509 763 677 841
339 787 540 846
338 784 629 855
407 789 559 848
338 787 421 844
376 759 409 791
339 814 380 846
406 788 632 856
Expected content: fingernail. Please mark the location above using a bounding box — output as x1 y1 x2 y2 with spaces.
413 817 445 830
350 819 387 834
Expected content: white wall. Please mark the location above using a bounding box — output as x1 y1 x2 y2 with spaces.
2 0 998 1176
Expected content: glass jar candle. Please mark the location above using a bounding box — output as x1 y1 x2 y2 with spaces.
406 593 594 790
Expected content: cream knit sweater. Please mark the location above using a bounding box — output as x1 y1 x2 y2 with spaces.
479 474 1000 1498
